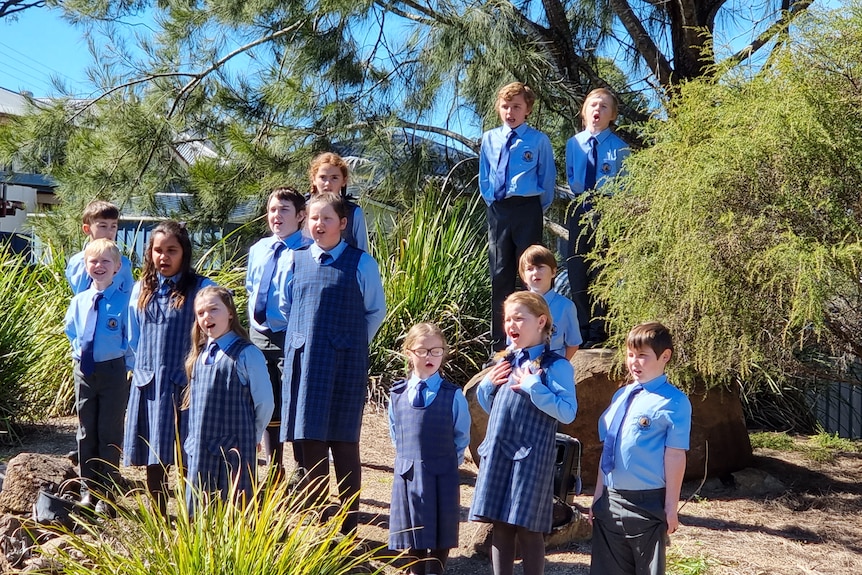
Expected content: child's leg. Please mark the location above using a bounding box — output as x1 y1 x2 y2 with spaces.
261 426 285 480
146 464 169 516
409 549 427 575
298 439 331 507
515 527 545 575
97 358 130 497
490 521 517 575
330 440 361 534
428 548 449 575
74 367 98 505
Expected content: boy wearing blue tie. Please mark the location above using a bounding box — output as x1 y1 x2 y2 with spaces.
64 238 132 514
66 200 134 295
590 322 691 575
479 82 556 352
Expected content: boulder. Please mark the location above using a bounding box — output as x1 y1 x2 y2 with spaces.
465 348 752 489
0 454 76 515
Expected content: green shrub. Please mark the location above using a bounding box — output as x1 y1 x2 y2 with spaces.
667 547 714 575
749 431 796 452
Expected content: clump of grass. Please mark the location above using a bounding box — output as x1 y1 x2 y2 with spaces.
667 547 714 575
750 429 861 464
749 431 796 451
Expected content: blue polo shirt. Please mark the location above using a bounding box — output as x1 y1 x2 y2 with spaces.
478 123 557 211
544 289 583 354
598 374 692 490
64 282 131 366
564 127 630 196
245 229 311 332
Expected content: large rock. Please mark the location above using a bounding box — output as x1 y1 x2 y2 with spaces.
0 454 76 515
465 349 752 489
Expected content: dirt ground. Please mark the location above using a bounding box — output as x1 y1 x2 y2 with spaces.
2 409 861 575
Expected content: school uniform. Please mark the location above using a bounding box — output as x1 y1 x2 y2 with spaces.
64 282 131 495
184 331 274 513
469 344 577 532
544 289 583 356
478 123 556 350
388 373 471 550
66 250 134 295
246 229 312 427
276 240 385 443
564 128 630 345
591 374 692 575
123 273 214 467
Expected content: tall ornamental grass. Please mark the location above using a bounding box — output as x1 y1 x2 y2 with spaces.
369 189 490 398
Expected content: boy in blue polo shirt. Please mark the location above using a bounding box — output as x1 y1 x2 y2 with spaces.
590 321 691 575
479 81 556 352
66 200 134 295
64 238 132 514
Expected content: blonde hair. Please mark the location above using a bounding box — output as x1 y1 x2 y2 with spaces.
309 152 349 195
83 238 121 266
581 88 619 125
518 244 557 281
402 322 449 372
503 291 552 344
497 82 536 110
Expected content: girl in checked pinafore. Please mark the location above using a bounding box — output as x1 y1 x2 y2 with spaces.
388 323 470 575
182 286 273 515
124 220 214 515
469 291 577 575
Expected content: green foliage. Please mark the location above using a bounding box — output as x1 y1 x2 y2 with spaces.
46 479 393 575
369 189 490 399
593 4 862 390
749 432 796 452
667 547 714 575
0 245 73 434
749 429 861 463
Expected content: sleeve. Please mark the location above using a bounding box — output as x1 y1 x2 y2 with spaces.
665 394 693 451
117 256 135 294
245 243 257 296
537 133 557 212
477 131 494 206
561 300 583 347
353 207 370 253
518 358 577 423
452 389 472 465
565 135 585 195
127 282 141 358
63 301 78 357
65 252 82 293
475 374 497 414
275 252 295 325
239 345 275 442
356 253 386 341
388 396 397 446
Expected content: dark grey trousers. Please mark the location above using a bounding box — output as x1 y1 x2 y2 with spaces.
590 488 667 575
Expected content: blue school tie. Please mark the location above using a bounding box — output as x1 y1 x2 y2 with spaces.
204 341 219 365
319 252 332 265
600 384 643 475
79 293 104 377
584 136 598 192
253 240 286 325
493 130 517 202
157 279 174 297
412 380 427 408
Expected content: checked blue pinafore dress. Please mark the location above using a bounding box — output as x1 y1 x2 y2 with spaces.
184 338 257 511
469 351 565 533
124 277 208 467
280 245 368 443
389 379 460 550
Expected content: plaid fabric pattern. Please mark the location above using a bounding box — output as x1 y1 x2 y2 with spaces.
389 379 460 550
469 356 562 532
184 338 256 512
124 277 207 466
280 245 368 443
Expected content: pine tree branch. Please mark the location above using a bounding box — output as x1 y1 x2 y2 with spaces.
724 0 813 69
607 0 673 87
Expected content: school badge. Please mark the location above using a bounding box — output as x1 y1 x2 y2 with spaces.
523 151 533 162
601 162 611 174
637 415 651 429
107 317 119 331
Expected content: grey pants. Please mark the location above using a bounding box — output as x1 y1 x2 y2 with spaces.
590 488 667 575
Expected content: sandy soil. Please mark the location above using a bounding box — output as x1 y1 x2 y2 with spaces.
2 409 861 575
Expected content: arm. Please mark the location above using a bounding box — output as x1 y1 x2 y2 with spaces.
357 253 386 341
352 207 370 252
515 358 577 423
477 132 494 206
476 361 512 413
118 256 135 294
388 396 397 446
664 447 687 534
565 135 585 195
589 467 605 525
240 345 275 442
127 282 141 354
63 302 78 357
452 389 471 465
565 345 579 360
537 133 557 212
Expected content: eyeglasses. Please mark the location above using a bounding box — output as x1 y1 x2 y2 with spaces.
409 347 445 357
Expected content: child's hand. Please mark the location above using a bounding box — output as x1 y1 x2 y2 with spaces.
488 360 512 386
509 365 542 392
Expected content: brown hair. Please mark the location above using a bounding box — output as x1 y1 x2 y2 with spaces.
581 88 619 125
82 200 120 225
497 82 536 110
307 192 347 220
267 186 307 214
518 244 557 281
83 238 121 266
183 286 249 389
309 152 349 195
137 220 198 311
402 322 449 373
503 291 552 344
626 321 674 358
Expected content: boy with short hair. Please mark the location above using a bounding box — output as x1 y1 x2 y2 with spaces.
564 88 630 347
590 321 692 575
479 82 556 351
64 238 132 514
518 244 582 359
66 200 134 295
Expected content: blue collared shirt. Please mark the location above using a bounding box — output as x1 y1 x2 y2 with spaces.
275 240 387 342
544 289 583 354
66 250 135 295
387 371 472 465
245 230 311 333
64 282 132 367
479 123 557 211
200 330 275 442
564 128 630 196
598 374 692 490
477 343 577 424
